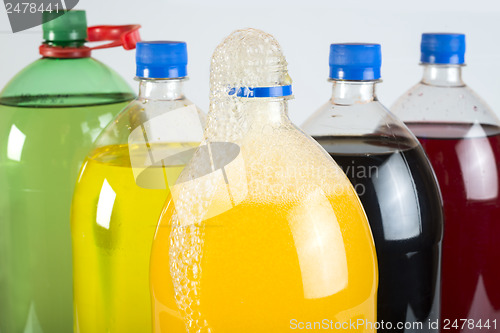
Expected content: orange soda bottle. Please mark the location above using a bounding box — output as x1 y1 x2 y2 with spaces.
150 29 378 333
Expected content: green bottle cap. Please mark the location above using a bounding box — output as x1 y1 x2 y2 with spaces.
42 10 88 42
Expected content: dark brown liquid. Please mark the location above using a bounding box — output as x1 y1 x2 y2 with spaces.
315 135 443 333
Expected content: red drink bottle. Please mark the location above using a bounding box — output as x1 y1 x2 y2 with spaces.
392 33 500 332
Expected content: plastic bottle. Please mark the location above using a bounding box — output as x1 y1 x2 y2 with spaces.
392 33 500 332
302 43 443 333
150 29 378 333
71 41 205 333
0 11 138 333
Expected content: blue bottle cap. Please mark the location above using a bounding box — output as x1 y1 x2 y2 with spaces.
329 43 382 81
420 33 465 65
136 41 188 79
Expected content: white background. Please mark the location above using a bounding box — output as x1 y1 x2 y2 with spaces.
1 0 499 124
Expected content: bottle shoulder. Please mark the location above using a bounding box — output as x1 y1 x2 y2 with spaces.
178 123 363 206
391 81 500 126
0 57 134 107
302 98 420 148
92 97 206 150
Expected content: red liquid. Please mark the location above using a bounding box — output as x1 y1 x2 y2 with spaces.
408 122 500 332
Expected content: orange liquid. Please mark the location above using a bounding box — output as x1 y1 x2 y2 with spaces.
151 186 377 332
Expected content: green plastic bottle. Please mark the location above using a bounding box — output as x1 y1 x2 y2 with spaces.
0 11 137 333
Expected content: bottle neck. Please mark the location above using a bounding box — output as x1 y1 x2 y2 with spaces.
421 64 465 87
138 79 186 100
240 98 289 124
330 80 377 105
206 98 290 142
43 40 86 48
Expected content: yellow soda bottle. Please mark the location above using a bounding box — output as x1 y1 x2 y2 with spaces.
150 29 378 333
71 41 205 332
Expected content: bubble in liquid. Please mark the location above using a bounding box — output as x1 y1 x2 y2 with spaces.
209 28 292 97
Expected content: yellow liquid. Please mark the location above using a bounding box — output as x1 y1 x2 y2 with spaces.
151 181 377 332
71 144 189 332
